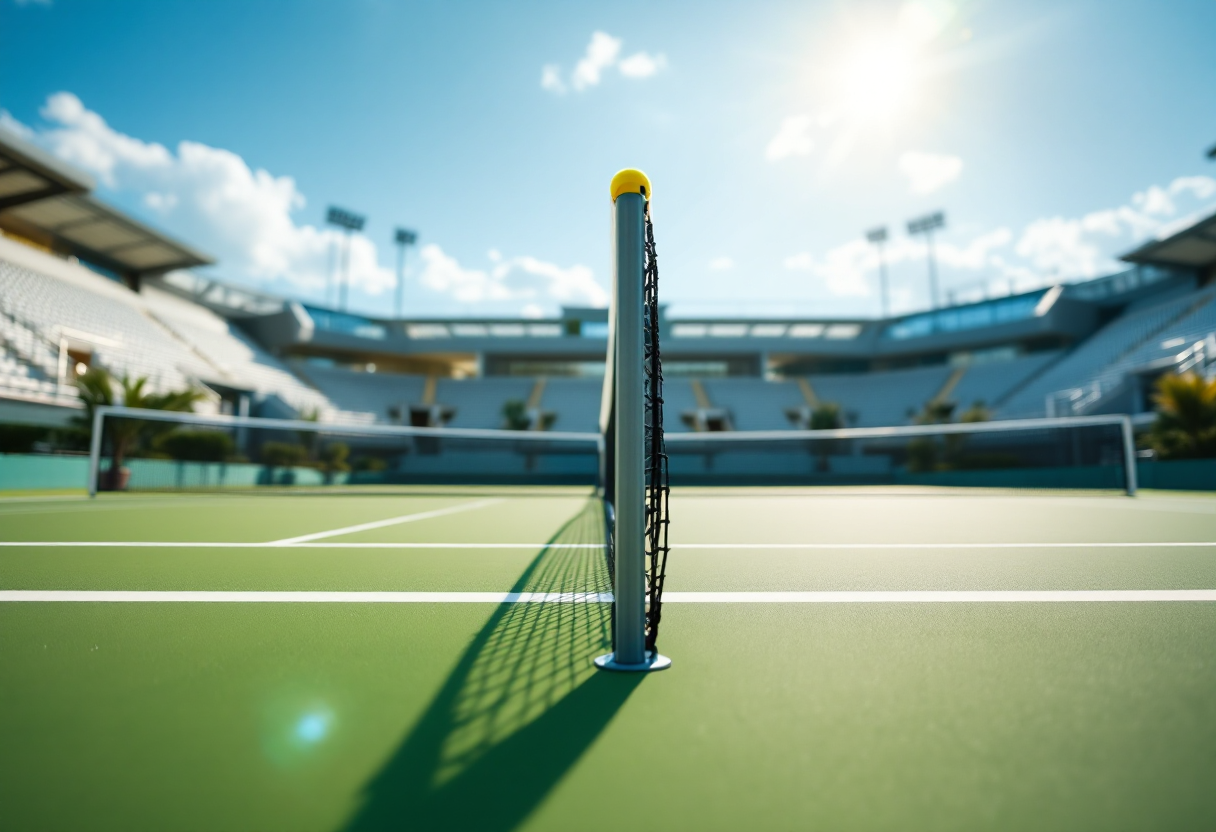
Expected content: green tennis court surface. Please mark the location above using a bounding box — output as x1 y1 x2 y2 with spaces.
2 487 1215 831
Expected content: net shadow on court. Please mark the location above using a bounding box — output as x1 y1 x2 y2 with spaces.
342 499 641 832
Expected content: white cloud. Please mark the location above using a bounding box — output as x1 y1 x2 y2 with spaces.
766 115 814 162
572 31 622 91
790 172 1216 305
619 52 667 79
782 240 872 297
540 64 566 95
542 32 665 94
708 256 734 271
15 92 603 313
0 109 36 140
417 245 606 309
898 151 963 195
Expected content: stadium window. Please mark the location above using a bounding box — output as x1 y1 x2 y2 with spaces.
708 323 748 337
407 324 451 339
526 324 562 337
884 292 1045 340
663 361 730 377
825 324 862 339
580 322 611 339
489 324 526 337
450 324 487 337
788 324 825 338
671 324 708 338
750 324 788 337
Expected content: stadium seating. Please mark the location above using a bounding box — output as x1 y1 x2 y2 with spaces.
142 286 349 418
436 377 536 429
295 363 427 422
540 377 602 432
809 365 954 427
701 378 805 431
1092 290 1216 388
948 351 1063 412
998 289 1211 417
0 238 355 420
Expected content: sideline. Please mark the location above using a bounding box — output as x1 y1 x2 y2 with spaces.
266 498 503 545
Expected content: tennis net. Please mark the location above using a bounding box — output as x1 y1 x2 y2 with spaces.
86 408 601 494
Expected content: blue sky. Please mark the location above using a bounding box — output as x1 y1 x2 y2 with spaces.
4 0 1215 319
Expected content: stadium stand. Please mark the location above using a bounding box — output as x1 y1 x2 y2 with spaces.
808 365 955 426
540 376 602 432
436 377 536 429
0 235 358 420
294 363 426 423
1093 290 1216 388
948 351 1063 411
0 241 217 397
701 378 805 431
998 289 1212 417
141 286 350 418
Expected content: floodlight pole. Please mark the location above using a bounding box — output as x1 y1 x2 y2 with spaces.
394 228 417 319
866 226 890 317
326 206 367 313
596 170 670 673
907 212 946 311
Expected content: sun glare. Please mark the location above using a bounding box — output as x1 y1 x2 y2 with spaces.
833 35 918 122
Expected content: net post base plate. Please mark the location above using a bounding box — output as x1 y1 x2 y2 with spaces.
594 651 671 672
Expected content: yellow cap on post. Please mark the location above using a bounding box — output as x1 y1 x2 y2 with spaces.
610 169 652 202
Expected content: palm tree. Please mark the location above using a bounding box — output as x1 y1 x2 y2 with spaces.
1150 372 1216 460
75 368 205 489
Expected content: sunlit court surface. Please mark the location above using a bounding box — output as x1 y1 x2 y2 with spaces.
1 486 1215 831
5 1 1216 829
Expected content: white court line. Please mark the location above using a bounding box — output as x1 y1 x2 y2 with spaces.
0 541 604 549
1 540 1215 549
669 542 1216 550
1 590 1214 603
0 591 612 603
266 499 502 545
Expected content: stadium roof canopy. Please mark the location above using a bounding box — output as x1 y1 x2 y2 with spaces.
0 128 213 279
1121 208 1216 271
0 127 94 210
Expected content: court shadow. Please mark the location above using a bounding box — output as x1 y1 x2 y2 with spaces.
341 499 639 832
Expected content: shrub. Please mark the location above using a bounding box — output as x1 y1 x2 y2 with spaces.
156 430 236 462
353 456 389 472
0 424 50 454
1150 372 1216 460
261 442 309 467
502 399 531 431
319 441 351 473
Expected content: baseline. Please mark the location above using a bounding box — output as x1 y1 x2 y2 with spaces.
1 540 1213 549
2 590 1214 603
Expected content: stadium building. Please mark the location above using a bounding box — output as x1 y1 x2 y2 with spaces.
2 125 1215 443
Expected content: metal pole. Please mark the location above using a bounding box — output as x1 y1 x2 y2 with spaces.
610 191 646 666
926 229 940 310
1120 415 1138 496
596 170 668 672
395 239 406 319
339 231 351 312
87 406 105 498
878 243 890 318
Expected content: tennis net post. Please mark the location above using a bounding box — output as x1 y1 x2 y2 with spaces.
596 169 670 673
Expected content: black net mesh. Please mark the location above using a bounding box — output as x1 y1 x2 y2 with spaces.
642 203 671 652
